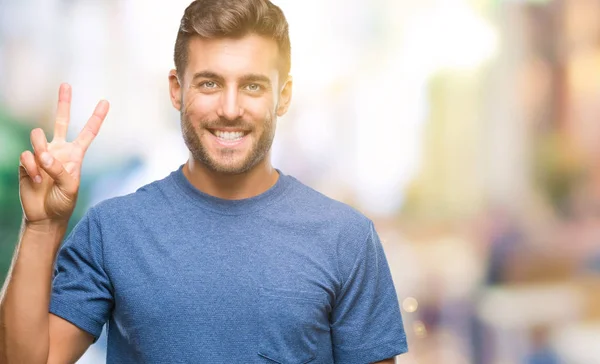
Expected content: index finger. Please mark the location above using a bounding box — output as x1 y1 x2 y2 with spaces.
73 100 110 152
52 83 72 142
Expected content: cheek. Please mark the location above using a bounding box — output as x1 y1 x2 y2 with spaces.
243 98 276 122
264 109 275 124
183 93 217 119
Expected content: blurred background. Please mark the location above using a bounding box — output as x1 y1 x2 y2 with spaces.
1 0 600 362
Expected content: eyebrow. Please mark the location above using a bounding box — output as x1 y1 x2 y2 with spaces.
192 71 225 84
239 74 272 86
192 71 271 87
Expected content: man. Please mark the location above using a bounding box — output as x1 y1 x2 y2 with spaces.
0 0 408 362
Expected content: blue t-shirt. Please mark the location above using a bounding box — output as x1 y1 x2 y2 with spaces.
50 165 408 363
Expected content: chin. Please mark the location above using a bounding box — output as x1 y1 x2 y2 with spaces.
205 157 257 175
210 164 248 174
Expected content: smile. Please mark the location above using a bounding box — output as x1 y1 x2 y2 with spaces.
207 129 250 147
212 130 245 141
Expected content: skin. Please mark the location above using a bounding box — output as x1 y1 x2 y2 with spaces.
168 34 292 200
0 83 108 363
0 33 396 364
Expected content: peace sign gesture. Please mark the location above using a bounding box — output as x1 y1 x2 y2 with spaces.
18 83 109 228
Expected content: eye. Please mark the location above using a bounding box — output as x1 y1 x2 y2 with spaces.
245 83 261 92
201 81 218 88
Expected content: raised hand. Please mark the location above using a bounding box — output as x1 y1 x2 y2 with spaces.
18 84 109 227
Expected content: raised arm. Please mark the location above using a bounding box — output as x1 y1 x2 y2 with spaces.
0 84 109 364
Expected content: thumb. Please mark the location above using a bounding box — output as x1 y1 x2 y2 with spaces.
38 152 77 193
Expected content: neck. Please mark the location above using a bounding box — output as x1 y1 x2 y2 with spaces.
182 154 279 200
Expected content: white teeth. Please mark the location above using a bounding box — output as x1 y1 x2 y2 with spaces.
215 131 244 140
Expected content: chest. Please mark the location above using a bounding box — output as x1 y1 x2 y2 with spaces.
104 222 337 362
108 216 339 296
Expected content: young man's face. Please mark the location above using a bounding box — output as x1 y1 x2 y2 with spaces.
169 34 292 174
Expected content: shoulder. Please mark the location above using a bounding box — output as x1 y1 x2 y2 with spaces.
282 176 381 282
91 172 174 221
283 175 374 241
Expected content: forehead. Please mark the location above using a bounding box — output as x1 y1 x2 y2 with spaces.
185 34 280 78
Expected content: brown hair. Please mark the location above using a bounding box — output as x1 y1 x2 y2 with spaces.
174 0 291 79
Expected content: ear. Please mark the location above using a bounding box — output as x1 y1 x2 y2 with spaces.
168 69 182 111
276 75 293 117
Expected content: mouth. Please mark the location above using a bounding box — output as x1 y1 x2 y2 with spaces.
206 129 251 147
208 129 249 141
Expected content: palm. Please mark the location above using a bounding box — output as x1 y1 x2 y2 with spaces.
19 84 109 224
21 141 84 221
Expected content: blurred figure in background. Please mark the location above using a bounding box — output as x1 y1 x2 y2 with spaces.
525 326 560 364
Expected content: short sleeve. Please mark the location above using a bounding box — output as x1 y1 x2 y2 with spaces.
331 222 408 363
50 207 113 340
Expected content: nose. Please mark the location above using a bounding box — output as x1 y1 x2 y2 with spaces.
217 87 245 121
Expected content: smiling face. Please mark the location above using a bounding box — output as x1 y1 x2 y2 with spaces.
169 34 292 175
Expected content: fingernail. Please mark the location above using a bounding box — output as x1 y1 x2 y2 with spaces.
40 152 53 167
34 176 42 184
